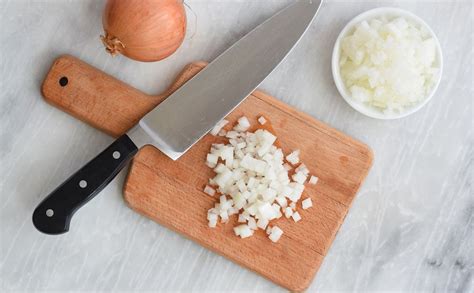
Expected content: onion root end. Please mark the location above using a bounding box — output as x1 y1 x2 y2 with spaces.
100 33 125 57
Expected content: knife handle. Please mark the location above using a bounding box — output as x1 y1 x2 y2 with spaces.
32 135 138 235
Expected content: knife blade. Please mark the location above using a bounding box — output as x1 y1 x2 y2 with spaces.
32 0 322 234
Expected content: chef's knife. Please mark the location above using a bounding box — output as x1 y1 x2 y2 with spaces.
32 0 322 234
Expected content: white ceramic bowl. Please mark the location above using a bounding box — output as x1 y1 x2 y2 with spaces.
332 7 443 119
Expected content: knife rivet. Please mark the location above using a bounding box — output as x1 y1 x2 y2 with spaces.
113 151 121 159
59 76 68 87
46 209 54 217
79 180 87 188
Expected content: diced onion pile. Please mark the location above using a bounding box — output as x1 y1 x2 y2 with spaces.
340 16 439 113
205 116 318 243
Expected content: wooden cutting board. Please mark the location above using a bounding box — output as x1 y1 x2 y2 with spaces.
42 55 373 291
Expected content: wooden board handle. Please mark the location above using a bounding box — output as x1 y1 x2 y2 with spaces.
42 55 206 137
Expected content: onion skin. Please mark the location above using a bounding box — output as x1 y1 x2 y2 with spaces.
101 0 186 62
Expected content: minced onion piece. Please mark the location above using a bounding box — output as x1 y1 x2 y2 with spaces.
268 226 283 243
236 116 251 131
286 150 300 165
205 116 319 242
207 212 218 228
340 16 439 113
247 216 257 230
302 198 313 209
292 211 301 222
206 154 218 168
210 119 229 136
295 163 309 176
275 196 287 208
284 207 293 218
204 185 216 197
292 172 307 184
309 175 319 185
234 224 253 238
257 218 269 230
272 203 283 218
258 116 267 125
220 212 229 223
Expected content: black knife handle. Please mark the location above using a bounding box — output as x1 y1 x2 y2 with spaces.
32 134 138 235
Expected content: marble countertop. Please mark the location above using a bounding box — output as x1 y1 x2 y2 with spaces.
1 0 472 292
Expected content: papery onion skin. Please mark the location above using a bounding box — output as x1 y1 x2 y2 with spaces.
101 0 186 62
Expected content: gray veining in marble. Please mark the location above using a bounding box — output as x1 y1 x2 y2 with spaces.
1 0 472 292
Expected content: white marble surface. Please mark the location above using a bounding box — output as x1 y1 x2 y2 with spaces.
1 0 472 292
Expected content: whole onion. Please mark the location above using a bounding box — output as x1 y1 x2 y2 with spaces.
101 0 186 62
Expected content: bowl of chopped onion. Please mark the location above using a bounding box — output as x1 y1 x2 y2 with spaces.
332 7 443 119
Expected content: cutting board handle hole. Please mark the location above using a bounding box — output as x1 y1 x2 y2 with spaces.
59 76 68 87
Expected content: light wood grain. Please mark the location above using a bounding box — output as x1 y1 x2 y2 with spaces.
42 55 373 292
42 55 206 137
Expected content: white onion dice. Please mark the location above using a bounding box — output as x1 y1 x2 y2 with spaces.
340 16 439 113
205 116 320 242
